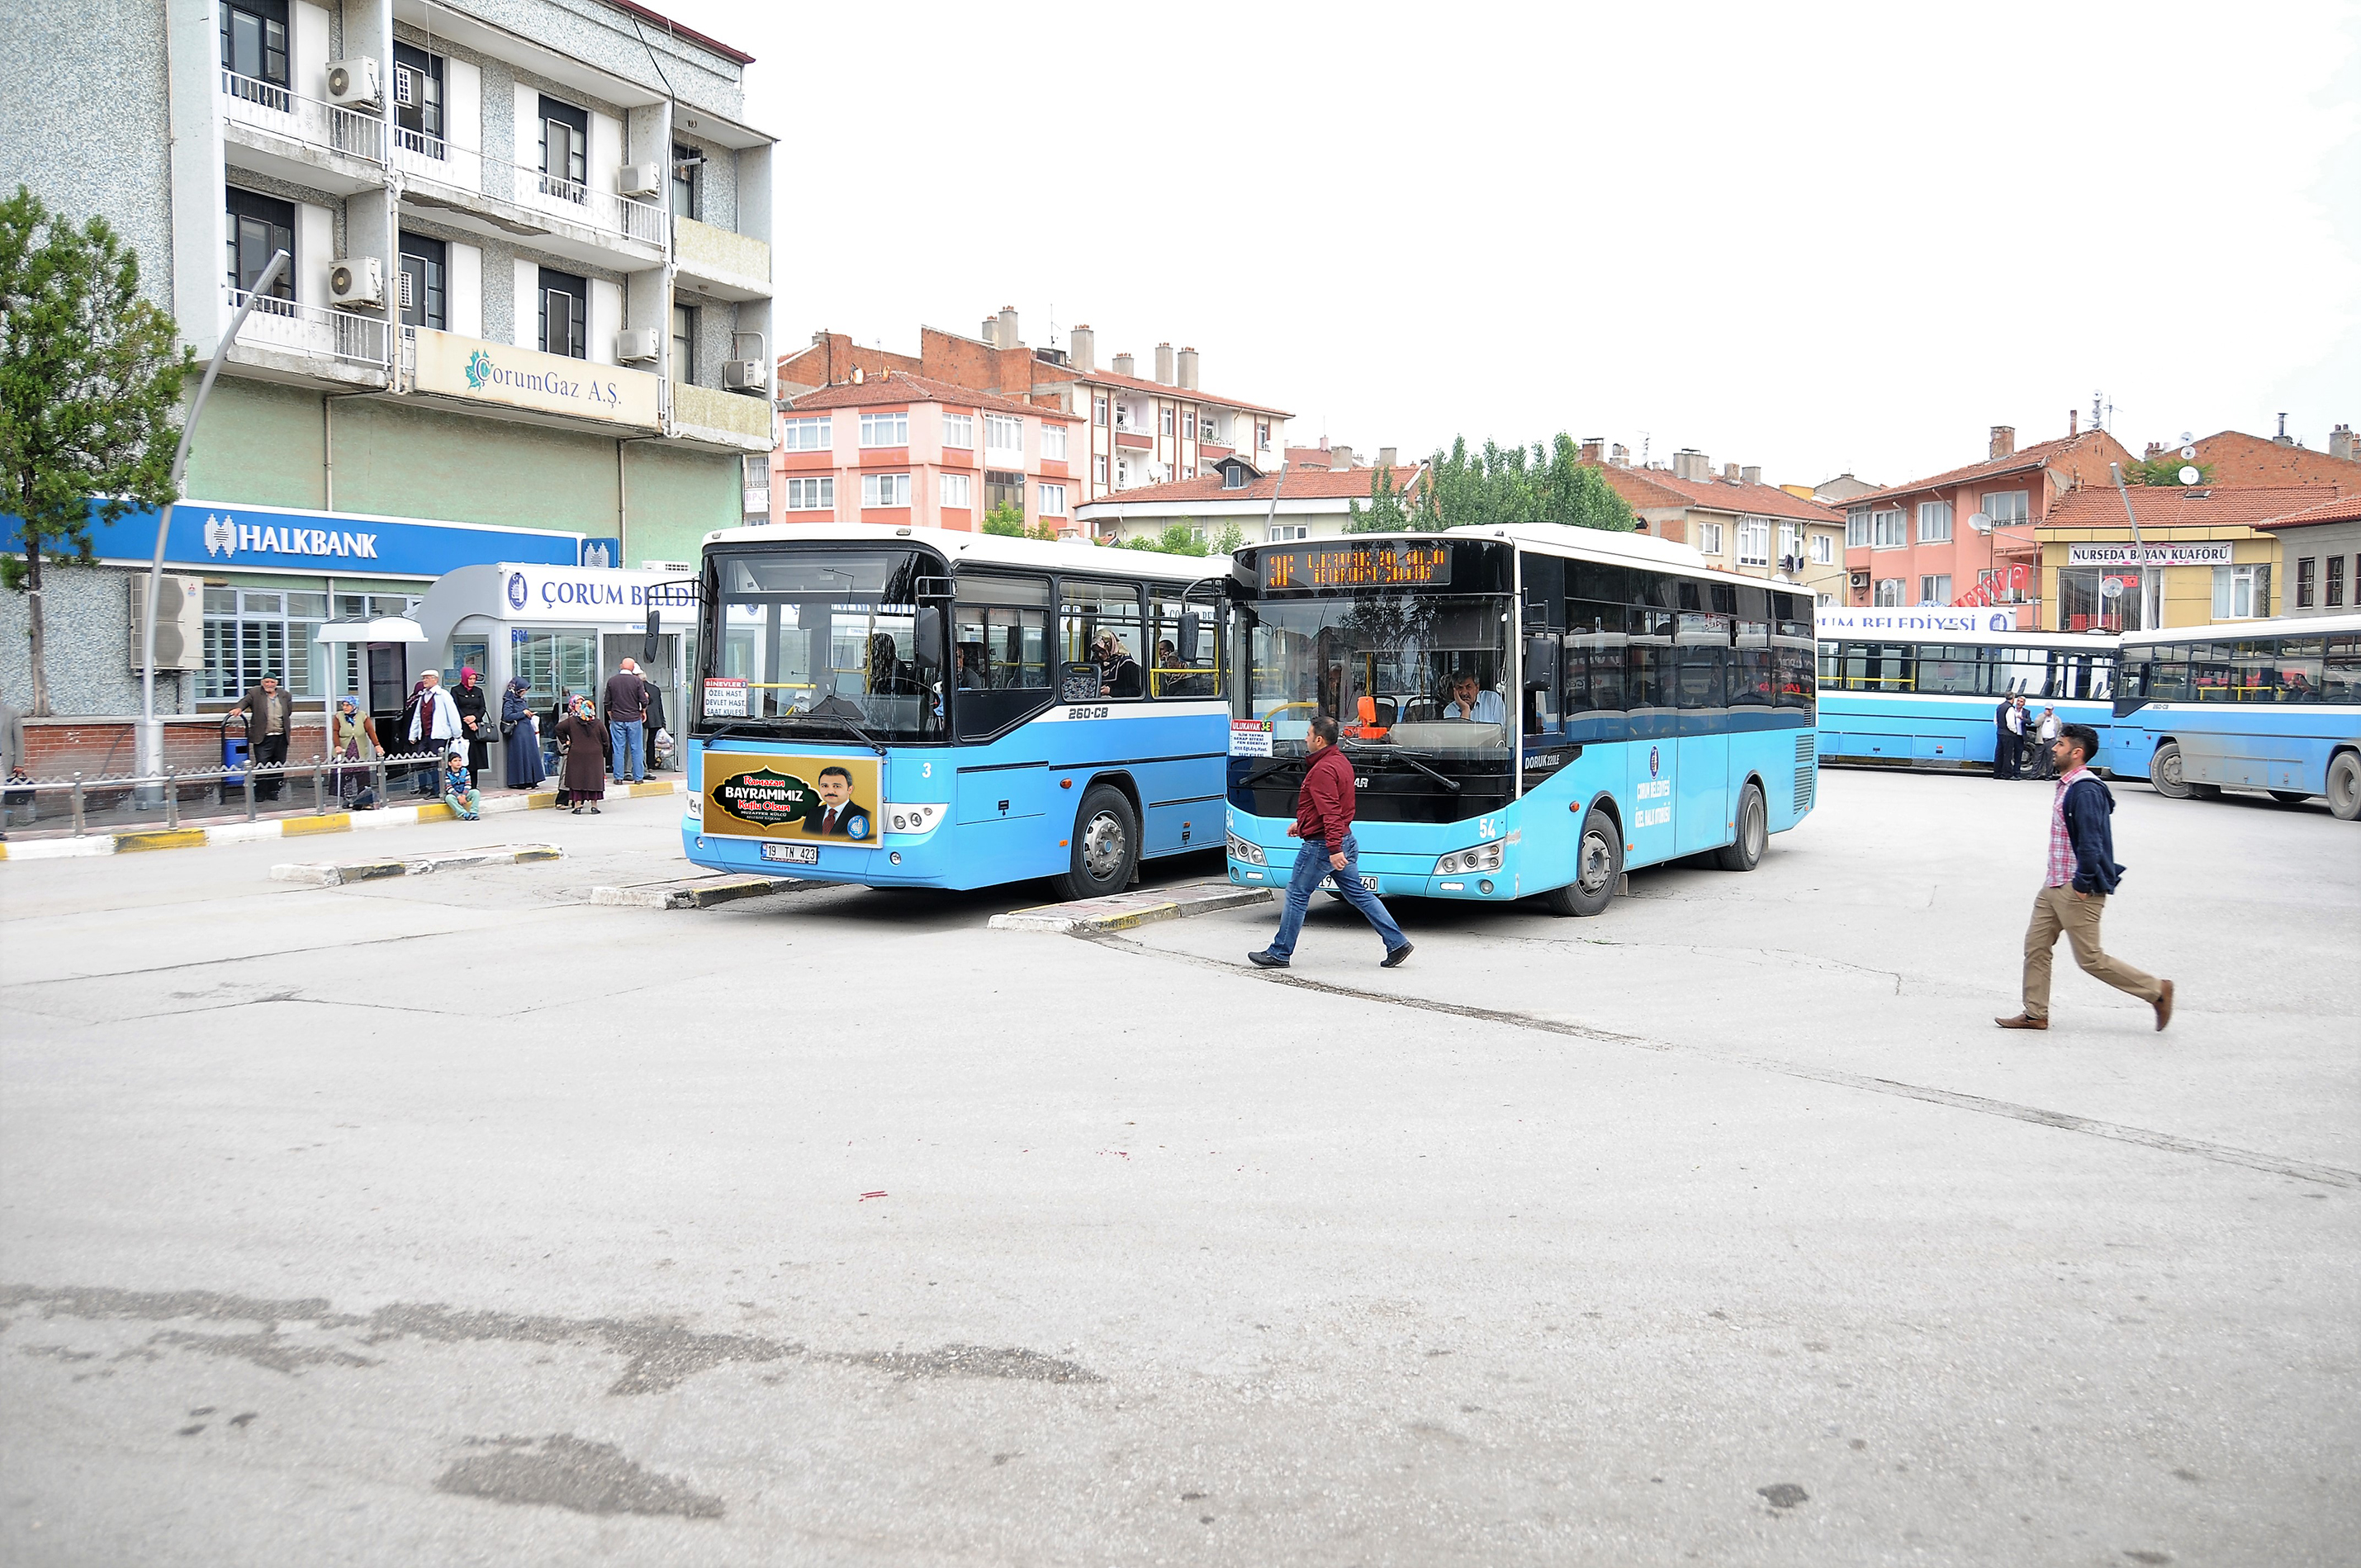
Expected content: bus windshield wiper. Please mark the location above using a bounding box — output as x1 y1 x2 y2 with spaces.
1243 756 1304 786
703 714 888 754
1352 745 1463 793
785 710 889 754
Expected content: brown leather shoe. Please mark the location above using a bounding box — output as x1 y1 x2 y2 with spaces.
2153 979 2174 1032
1995 1014 2048 1030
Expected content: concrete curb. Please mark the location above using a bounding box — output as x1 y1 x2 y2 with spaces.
989 881 1272 936
270 843 565 887
0 779 685 863
589 874 803 910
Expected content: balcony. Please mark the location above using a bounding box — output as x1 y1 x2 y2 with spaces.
398 145 666 270
225 287 389 387
671 380 774 452
219 69 386 195
673 216 770 301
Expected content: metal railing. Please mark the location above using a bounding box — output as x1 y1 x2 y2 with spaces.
220 69 386 163
227 286 390 372
397 140 665 249
1 746 477 839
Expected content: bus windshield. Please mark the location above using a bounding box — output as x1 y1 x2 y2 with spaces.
1240 591 1511 757
703 546 946 741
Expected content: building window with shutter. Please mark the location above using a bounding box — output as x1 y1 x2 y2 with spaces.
538 267 587 358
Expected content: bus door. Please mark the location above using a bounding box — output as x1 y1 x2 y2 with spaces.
1624 612 1678 866
1673 613 1729 855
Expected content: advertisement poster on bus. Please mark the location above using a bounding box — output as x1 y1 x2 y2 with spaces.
1230 719 1273 756
703 752 881 846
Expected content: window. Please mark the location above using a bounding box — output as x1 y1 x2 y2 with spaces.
1060 580 1145 699
201 587 327 701
1982 489 2031 526
538 96 589 199
671 142 701 220
860 410 909 447
1873 577 1904 607
780 416 832 452
2330 555 2347 608
1810 533 1834 564
1737 518 1771 567
538 267 587 359
1160 406 1174 438
941 412 974 448
2296 557 2316 609
784 476 833 511
1695 521 1723 556
1093 396 1108 427
1268 524 1309 542
1094 455 1108 485
671 303 695 383
952 572 1053 737
392 44 444 152
1041 423 1067 461
1918 574 1952 604
1038 483 1067 517
1816 592 1835 606
1183 411 1195 439
741 453 769 516
2212 563 2270 619
984 413 1022 452
1917 500 1953 542
861 473 912 509
1846 508 1870 549
225 188 294 301
1872 509 1907 549
220 0 288 96
1255 420 1270 449
1778 523 1801 564
396 233 445 329
941 473 973 509
1202 411 1222 445
986 469 1023 512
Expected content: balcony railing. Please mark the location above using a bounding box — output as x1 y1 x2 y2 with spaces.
228 287 389 372
220 69 386 163
395 140 666 249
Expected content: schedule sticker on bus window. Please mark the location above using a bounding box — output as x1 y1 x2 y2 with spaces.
1261 542 1452 591
703 677 749 718
703 751 882 846
1230 719 1273 757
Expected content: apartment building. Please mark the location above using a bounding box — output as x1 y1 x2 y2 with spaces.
1586 447 1847 602
0 0 773 720
1837 423 2136 628
778 310 1293 506
1075 456 1425 548
2257 492 2361 618
771 373 1085 534
2038 485 2335 632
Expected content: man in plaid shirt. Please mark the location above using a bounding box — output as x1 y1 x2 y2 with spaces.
1998 723 2174 1032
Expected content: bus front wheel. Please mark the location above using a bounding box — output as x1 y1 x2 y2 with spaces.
2329 752 2361 822
2150 741 2193 799
1714 781 1766 872
1541 806 1621 917
1051 784 1138 901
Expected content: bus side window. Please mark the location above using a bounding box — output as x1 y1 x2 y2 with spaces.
2322 634 2361 703
2274 637 2325 703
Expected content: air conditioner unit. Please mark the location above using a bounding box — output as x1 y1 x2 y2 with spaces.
325 57 382 107
720 359 765 396
1848 570 1870 589
129 574 206 671
617 162 662 198
615 327 661 362
328 257 382 307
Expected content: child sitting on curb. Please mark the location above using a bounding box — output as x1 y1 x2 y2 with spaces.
441 746 481 822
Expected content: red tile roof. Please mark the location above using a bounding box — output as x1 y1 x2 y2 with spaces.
1839 432 2128 508
1592 465 1842 523
1077 465 1424 509
1041 362 1292 419
782 372 1077 422
2040 484 2341 530
2252 490 2361 529
2149 430 2361 489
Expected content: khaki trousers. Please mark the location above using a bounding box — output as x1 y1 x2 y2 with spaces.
2022 885 2163 1020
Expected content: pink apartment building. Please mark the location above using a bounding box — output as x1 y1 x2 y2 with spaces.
1840 423 2136 624
770 372 1085 534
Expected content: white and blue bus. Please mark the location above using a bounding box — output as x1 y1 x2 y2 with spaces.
679 523 1230 893
1813 611 2122 774
1221 526 1818 917
2111 612 2361 818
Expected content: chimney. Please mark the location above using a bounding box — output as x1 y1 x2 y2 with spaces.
1671 448 1709 482
1176 346 1199 390
2068 410 2078 437
1610 443 1630 467
1991 425 2017 458
1722 462 1742 483
1578 437 1605 464
1377 446 1397 471
1113 351 1135 379
2145 441 2162 459
2275 411 2293 447
1741 465 1761 486
2331 423 2356 462
1069 324 1094 375
1154 343 1175 385
982 316 999 346
1329 444 1355 471
998 306 1019 350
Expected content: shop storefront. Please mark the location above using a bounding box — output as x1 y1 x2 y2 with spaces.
2046 541 2270 634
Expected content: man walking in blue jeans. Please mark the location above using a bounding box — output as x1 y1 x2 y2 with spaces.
604 659 649 786
1250 713 1412 970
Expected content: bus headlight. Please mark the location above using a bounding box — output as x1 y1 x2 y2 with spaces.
1434 841 1503 875
1227 831 1267 866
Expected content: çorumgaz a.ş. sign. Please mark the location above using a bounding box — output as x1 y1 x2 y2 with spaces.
410 330 660 429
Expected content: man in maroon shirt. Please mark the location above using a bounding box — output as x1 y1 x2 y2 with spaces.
1250 714 1412 969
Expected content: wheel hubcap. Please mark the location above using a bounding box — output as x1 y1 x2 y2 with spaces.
2160 752 2183 788
1746 795 1766 857
1577 831 1613 892
1080 812 1127 883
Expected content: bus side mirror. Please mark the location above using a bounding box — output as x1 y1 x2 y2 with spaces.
1525 636 1559 688
1178 612 1201 663
913 607 943 668
642 607 660 666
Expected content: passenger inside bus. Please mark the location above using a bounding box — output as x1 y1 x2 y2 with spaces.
1095 632 1142 698
956 642 989 690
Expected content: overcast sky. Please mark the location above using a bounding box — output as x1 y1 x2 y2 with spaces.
657 0 2360 488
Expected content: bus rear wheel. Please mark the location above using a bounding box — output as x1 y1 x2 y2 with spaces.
2150 741 2193 799
1540 806 1620 917
1051 784 1138 901
1714 781 1767 872
2329 752 2361 821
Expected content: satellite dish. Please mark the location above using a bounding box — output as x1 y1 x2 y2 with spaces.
2178 465 2202 486
2179 445 2197 461
1968 511 1993 533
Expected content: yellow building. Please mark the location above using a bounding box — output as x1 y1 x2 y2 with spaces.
2036 485 2342 633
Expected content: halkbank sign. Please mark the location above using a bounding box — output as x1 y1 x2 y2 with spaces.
411 330 661 429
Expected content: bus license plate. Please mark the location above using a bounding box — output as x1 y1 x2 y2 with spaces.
761 843 819 865
1360 874 1380 891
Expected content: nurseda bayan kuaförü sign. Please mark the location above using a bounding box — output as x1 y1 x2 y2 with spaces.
702 752 882 846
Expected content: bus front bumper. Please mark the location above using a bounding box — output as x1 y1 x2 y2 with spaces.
1226 843 1519 902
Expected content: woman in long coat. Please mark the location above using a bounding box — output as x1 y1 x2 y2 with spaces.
555 695 608 814
451 668 492 781
500 677 547 789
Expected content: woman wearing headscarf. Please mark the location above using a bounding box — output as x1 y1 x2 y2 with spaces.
500 676 546 789
555 694 608 814
451 667 491 782
329 696 379 807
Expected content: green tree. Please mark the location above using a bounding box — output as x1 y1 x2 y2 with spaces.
1344 462 1412 533
1 187 194 715
1121 521 1208 555
979 499 1031 537
1210 520 1244 553
2122 454 2217 486
1403 433 1635 533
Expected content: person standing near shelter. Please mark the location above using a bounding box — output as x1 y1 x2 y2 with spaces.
500 676 546 789
451 668 491 783
406 670 462 797
1997 722 2173 1033
2035 705 2061 780
604 659 650 787
1249 714 1413 970
231 675 294 801
1992 691 2018 779
329 697 379 807
557 695 608 815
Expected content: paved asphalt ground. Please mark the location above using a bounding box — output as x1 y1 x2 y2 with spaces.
1 769 2354 1566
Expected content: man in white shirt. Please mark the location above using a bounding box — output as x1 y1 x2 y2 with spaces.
1443 673 1506 726
406 671 462 797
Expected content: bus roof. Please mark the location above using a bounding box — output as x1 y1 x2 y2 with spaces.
2120 610 2361 648
699 521 1224 585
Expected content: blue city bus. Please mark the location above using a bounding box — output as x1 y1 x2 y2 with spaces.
678 523 1231 893
2111 612 2361 818
1221 526 1818 917
1813 614 2122 775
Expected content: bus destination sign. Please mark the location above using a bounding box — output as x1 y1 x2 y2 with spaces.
1261 542 1453 591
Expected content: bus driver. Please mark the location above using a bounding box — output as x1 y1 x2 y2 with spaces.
1444 672 1506 725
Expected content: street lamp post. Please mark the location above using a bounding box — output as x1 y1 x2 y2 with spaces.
137 250 289 803
2107 462 2152 634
